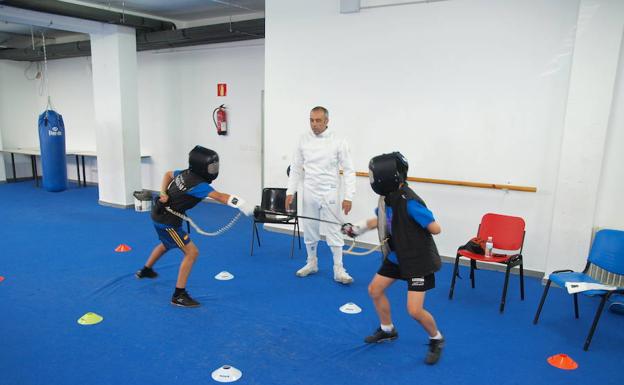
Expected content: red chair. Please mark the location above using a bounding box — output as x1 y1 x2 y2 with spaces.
448 213 526 313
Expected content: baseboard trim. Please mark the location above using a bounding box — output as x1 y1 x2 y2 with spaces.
2 177 97 186
3 176 41 183
263 224 544 279
70 178 98 186
98 200 134 209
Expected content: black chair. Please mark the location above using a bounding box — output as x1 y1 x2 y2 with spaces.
251 188 301 258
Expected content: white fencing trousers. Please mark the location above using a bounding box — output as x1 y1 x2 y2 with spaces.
301 189 345 267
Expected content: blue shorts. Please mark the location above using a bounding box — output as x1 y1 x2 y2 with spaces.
154 223 191 250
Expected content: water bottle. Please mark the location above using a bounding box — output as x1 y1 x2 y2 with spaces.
485 236 494 258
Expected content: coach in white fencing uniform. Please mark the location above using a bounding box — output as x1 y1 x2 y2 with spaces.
285 106 356 284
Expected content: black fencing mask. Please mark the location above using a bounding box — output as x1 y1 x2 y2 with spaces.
368 152 409 196
188 145 219 183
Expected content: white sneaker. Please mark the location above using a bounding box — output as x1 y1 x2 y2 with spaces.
334 267 354 284
296 263 318 277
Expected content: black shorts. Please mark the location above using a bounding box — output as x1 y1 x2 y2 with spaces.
377 258 435 292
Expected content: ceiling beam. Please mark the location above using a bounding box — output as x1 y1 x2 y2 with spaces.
0 4 110 34
0 18 264 61
0 30 53 48
0 0 176 31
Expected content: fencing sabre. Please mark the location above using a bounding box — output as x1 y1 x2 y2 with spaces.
253 207 342 225
255 206 386 256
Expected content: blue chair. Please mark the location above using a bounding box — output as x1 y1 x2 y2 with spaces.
533 229 624 350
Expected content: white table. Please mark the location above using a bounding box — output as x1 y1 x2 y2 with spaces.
66 150 95 187
1 148 150 187
67 150 151 187
0 148 41 186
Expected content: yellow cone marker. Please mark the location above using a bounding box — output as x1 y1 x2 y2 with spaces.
77 312 103 325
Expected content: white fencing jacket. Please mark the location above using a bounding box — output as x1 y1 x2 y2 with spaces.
286 127 356 200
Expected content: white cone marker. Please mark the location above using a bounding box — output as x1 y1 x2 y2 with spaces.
215 271 234 281
211 365 242 382
339 302 362 314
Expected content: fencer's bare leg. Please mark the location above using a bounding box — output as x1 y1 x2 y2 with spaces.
407 291 439 337
176 241 200 289
408 290 444 365
145 243 168 268
369 274 396 325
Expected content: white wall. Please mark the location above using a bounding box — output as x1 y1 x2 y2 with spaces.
0 57 96 180
595 29 624 231
0 60 47 179
0 58 96 149
544 0 624 274
137 41 265 200
0 40 265 202
264 0 623 273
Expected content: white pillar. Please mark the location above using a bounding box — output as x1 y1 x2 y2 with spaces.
0 61 7 182
0 138 6 182
545 0 624 275
90 25 141 207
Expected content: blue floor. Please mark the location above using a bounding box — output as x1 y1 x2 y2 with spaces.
0 181 622 385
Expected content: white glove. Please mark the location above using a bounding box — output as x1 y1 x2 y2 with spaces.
227 195 254 216
341 220 369 238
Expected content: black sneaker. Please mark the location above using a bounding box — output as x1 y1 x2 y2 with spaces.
425 338 445 365
135 267 158 279
171 291 200 308
364 327 399 343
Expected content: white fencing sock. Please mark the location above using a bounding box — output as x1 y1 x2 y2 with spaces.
305 242 318 265
331 246 344 268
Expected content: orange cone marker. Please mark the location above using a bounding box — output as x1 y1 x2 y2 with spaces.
547 354 578 370
115 244 132 252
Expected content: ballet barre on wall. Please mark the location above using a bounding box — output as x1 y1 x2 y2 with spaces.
353 171 537 193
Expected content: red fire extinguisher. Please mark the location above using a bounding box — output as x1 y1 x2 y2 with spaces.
213 104 227 135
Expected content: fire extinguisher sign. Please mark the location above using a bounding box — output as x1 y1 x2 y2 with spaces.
217 83 227 97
